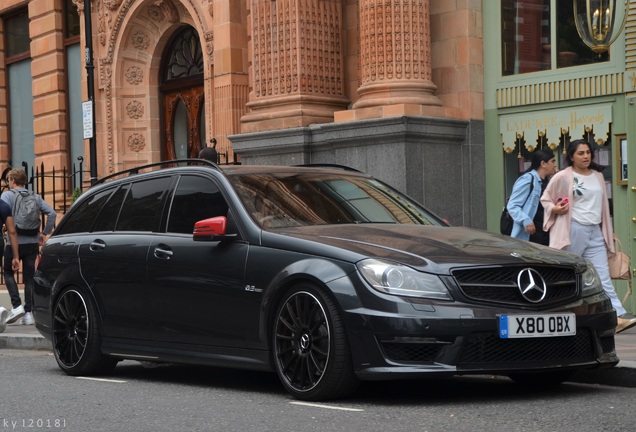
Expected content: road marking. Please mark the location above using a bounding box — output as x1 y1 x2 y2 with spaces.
290 401 363 412
76 377 127 383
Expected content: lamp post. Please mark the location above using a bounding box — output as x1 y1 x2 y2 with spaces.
574 0 631 54
83 0 98 185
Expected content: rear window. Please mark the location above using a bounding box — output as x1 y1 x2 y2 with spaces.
116 177 172 232
54 187 116 235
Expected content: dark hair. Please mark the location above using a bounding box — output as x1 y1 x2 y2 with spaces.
199 146 218 163
529 149 555 170
566 139 604 172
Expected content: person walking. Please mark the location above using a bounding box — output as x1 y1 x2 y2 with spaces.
541 139 636 334
0 197 21 332
1 169 56 326
506 149 556 243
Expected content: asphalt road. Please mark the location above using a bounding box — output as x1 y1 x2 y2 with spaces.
3 349 636 432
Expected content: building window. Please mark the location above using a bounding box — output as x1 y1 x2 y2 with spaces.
4 10 34 170
5 11 29 58
501 0 608 76
65 0 80 38
64 0 83 172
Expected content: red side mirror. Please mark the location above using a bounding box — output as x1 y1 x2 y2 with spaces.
193 216 227 240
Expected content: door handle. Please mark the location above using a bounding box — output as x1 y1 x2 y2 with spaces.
154 246 173 259
89 240 106 251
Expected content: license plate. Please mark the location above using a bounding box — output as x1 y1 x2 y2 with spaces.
499 313 576 339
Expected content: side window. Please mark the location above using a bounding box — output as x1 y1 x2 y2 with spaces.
92 184 130 232
167 175 229 234
54 188 116 235
116 177 172 232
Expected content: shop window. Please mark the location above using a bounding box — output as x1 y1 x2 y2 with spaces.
501 0 608 76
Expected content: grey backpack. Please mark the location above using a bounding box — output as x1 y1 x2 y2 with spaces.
12 190 40 236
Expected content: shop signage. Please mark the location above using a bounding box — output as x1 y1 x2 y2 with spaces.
500 104 612 153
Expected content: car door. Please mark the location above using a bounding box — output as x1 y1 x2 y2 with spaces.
78 177 173 341
147 174 249 347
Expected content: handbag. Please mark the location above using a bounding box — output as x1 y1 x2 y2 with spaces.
500 207 514 236
500 175 534 236
609 235 631 280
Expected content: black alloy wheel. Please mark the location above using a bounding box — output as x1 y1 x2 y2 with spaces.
273 285 358 401
53 288 117 375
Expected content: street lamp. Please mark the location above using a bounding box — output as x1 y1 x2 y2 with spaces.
574 0 631 54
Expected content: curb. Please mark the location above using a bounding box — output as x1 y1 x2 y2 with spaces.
0 332 51 351
569 360 636 388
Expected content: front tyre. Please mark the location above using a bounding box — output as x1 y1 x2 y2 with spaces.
273 285 358 401
53 288 118 375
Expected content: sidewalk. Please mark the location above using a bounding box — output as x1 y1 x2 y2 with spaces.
1 321 636 387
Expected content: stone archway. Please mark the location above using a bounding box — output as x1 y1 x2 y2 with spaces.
91 0 214 174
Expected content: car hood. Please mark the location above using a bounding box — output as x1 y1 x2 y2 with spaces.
264 224 585 273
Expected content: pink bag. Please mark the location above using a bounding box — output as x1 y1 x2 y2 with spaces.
609 236 631 280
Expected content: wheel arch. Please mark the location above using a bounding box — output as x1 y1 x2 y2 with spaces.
259 257 356 352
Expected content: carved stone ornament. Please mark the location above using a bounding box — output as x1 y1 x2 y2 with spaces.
99 64 112 90
125 66 144 85
104 0 123 11
126 101 144 119
147 0 180 24
147 4 165 22
127 133 146 152
131 30 150 50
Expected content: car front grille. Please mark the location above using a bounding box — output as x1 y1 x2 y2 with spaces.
457 329 594 365
452 266 578 307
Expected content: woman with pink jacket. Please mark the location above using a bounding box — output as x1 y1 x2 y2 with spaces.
541 139 636 334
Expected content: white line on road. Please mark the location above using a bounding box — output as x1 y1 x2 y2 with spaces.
76 377 127 383
290 401 363 412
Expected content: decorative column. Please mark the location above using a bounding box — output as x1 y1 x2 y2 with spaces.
241 0 349 133
339 0 442 121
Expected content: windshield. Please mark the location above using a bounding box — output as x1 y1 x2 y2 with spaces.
228 171 446 229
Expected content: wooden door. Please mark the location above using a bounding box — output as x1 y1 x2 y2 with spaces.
162 85 205 160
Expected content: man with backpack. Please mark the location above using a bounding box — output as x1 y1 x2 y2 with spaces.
1 169 56 325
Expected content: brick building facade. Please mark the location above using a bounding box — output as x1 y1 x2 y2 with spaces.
0 0 485 226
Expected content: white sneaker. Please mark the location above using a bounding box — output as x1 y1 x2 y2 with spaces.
6 305 25 324
0 307 8 333
20 312 34 326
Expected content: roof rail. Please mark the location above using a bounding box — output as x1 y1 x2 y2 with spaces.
94 159 221 186
292 163 363 173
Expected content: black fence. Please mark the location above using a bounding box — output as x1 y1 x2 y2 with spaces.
1 157 87 215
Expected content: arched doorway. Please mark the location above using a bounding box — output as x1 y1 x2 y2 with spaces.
160 26 206 160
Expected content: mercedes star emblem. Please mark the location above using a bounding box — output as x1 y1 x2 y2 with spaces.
516 268 547 303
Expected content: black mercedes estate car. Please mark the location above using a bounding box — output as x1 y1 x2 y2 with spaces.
33 160 618 400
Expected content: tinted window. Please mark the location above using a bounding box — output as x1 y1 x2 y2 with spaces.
167 175 229 234
92 184 129 232
116 177 172 232
54 188 116 235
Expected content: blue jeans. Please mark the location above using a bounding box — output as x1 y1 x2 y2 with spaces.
3 243 39 313
566 221 626 316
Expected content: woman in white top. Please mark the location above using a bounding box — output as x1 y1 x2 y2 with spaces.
541 139 636 334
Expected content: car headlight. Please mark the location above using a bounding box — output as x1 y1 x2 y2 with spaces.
357 259 452 300
582 259 603 297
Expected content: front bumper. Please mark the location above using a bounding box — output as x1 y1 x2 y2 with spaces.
339 290 618 380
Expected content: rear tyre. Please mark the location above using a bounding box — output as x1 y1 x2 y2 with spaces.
508 370 574 387
53 288 118 375
273 284 358 401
